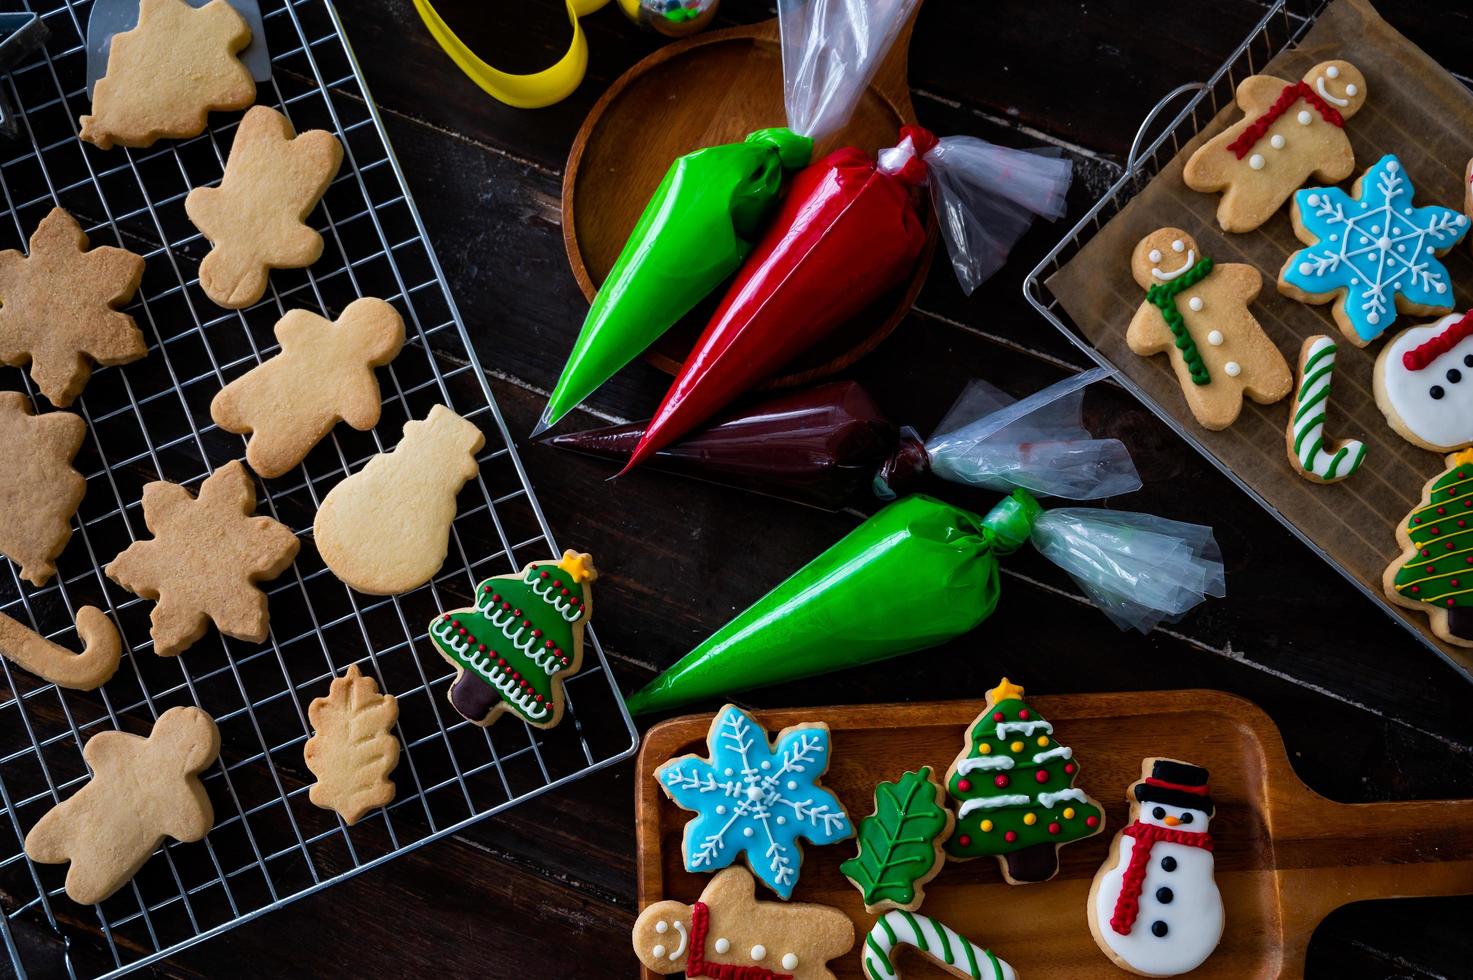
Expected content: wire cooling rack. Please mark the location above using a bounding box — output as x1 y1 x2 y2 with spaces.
0 1 639 976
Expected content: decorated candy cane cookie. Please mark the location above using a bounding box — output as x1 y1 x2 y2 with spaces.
1128 228 1291 431
861 911 1017 980
1184 60 1366 232
1288 335 1366 483
1375 311 1473 452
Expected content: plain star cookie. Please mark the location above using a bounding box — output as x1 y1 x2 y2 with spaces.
303 664 399 826
1279 154 1468 346
655 703 852 899
1384 449 1473 647
0 392 86 585
186 106 344 308
80 0 254 150
0 207 146 406
633 867 854 980
106 460 300 656
1128 227 1291 430
24 706 219 905
427 550 595 729
1184 60 1366 232
210 299 405 477
1375 311 1473 452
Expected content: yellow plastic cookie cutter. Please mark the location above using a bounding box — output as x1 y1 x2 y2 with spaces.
412 0 638 110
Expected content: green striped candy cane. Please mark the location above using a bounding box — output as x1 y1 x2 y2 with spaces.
1291 336 1366 482
862 910 1017 980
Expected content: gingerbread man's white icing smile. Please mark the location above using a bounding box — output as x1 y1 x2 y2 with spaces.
1149 238 1195 281
1315 64 1357 107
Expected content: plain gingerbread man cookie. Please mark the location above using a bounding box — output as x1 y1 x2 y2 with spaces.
633 867 854 980
80 0 254 150
211 299 405 477
186 106 344 309
1184 60 1366 232
24 706 220 905
106 460 300 656
1128 228 1291 430
0 392 86 585
0 207 146 407
313 404 484 595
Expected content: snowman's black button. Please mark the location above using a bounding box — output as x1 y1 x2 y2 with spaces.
1151 921 1169 938
1432 386 1446 400
1156 887 1174 904
1449 369 1464 384
1160 856 1177 872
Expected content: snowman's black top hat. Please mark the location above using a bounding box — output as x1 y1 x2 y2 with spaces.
1131 759 1215 816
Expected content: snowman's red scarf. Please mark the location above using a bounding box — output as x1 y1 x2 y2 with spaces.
1109 823 1214 936
686 901 794 980
1226 81 1344 159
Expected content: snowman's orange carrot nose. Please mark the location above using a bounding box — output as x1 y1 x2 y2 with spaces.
1163 815 1182 827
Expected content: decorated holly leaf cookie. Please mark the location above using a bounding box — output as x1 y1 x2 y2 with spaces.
426 550 595 729
1384 449 1473 647
105 460 300 656
1288 335 1366 483
1087 759 1223 977
633 866 854 979
0 392 86 585
655 704 852 899
80 0 254 150
1128 227 1291 430
1183 60 1366 232
1375 311 1473 452
944 678 1105 884
840 767 953 914
862 911 1017 980
0 207 146 406
1279 154 1469 347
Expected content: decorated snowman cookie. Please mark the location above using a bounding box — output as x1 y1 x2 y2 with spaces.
1088 759 1223 977
632 866 854 980
1375 311 1473 452
1184 60 1367 232
1128 228 1291 430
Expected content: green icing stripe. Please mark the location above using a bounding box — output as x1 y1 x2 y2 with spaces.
984 946 1003 979
877 913 899 948
933 915 954 964
865 934 895 978
1144 256 1214 386
900 910 928 953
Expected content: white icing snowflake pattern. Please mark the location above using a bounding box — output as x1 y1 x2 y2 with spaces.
1283 155 1468 343
657 705 850 899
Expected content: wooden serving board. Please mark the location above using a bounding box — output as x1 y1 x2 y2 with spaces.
562 8 937 389
634 692 1473 979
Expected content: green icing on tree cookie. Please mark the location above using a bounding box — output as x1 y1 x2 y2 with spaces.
944 678 1104 882
1392 450 1473 643
840 767 953 911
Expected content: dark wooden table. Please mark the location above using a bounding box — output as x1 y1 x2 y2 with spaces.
138 0 1473 976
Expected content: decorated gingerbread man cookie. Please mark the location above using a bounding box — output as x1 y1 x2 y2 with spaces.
1184 60 1366 232
1128 228 1291 430
633 867 854 980
1375 311 1473 452
1384 449 1473 647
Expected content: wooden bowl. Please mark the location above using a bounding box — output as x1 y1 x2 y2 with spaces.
561 10 936 389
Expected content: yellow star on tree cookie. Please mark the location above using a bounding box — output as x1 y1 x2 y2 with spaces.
80 0 255 150
106 460 299 656
0 207 146 406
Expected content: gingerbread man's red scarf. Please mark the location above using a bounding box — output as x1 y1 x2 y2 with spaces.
1226 81 1345 160
684 901 794 980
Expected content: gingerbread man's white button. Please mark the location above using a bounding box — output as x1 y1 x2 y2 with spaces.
1225 361 1242 377
715 938 731 954
1188 297 1204 312
751 944 767 960
782 953 800 970
1249 154 1265 170
1270 134 1286 149
1207 330 1224 346
1298 110 1313 125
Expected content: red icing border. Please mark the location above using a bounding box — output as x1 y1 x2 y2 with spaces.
1226 81 1345 159
1403 310 1473 372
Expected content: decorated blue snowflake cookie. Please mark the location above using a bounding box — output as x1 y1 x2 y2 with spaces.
1279 154 1468 347
655 704 852 899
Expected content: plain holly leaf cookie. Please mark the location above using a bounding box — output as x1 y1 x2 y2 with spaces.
80 0 254 150
0 392 86 585
106 460 299 656
0 208 146 406
304 664 399 825
186 106 344 309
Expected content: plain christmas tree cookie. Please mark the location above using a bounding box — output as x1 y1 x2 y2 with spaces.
944 677 1105 884
0 207 146 407
633 866 854 980
80 0 254 149
1087 758 1223 977
1384 449 1473 647
427 550 595 729
1183 60 1365 232
186 106 344 308
0 392 86 585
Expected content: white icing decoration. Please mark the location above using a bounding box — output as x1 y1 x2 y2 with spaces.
715 938 731 955
1380 313 1473 449
653 945 666 959
1037 787 1090 809
1316 74 1349 107
655 921 668 934
862 911 1016 980
1032 746 1073 764
751 945 766 960
993 720 1053 739
670 920 688 960
1249 153 1265 170
1150 249 1196 282
1297 110 1312 125
1171 239 1185 253
743 826 754 838
1326 65 1340 78
1187 297 1203 312
957 795 1031 818
1148 248 1162 262
956 755 1015 774
782 953 799 970
1291 336 1367 481
1270 134 1286 149
431 620 549 720
464 600 567 676
526 572 585 623
1224 362 1242 377
1207 330 1224 346
1346 83 1358 96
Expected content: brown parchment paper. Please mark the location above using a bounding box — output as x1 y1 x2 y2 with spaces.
1047 0 1473 670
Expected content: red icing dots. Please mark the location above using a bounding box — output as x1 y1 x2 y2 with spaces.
1086 815 1099 828
1034 770 1049 784
992 711 1005 722
957 779 972 792
958 835 971 847
1004 830 1018 843
1064 763 1076 775
1017 709 1030 720
994 774 1010 789
1048 822 1061 835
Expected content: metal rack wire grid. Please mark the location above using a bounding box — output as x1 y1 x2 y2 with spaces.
0 1 640 976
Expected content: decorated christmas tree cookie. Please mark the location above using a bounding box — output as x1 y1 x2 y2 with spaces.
427 550 595 728
944 678 1105 883
1384 450 1473 647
